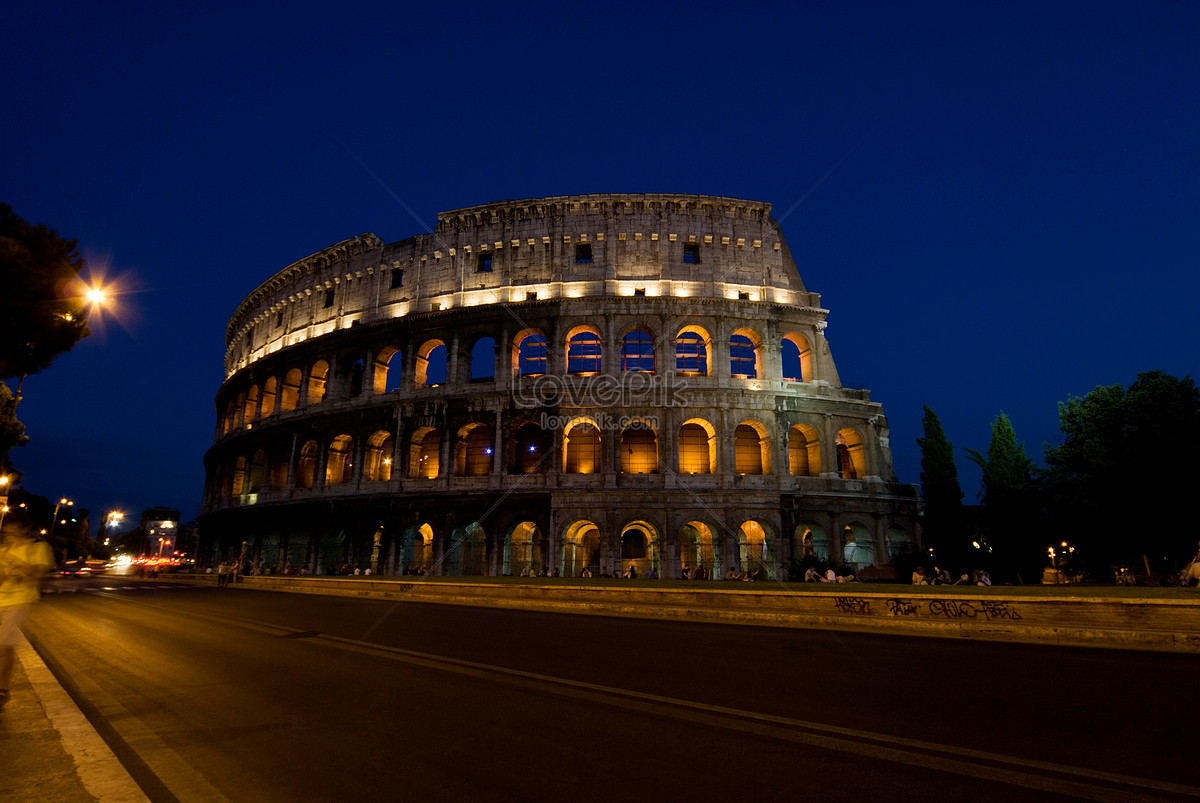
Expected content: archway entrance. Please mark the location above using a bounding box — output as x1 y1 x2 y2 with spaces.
561 520 601 577
504 521 544 576
678 521 718 579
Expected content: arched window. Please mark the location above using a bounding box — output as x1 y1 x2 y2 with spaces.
456 423 493 476
836 428 867 479
788 424 822 476
260 377 278 418
232 393 245 428
678 420 714 474
222 401 235 435
373 346 402 393
567 329 602 374
620 423 658 473
297 440 318 489
281 369 303 411
621 528 648 560
621 330 655 372
734 422 770 475
231 456 247 496
781 333 813 382
513 331 547 376
364 430 394 481
675 327 711 375
247 450 266 493
409 428 441 479
243 385 259 426
564 420 601 474
471 337 496 382
308 361 329 404
416 340 447 386
348 359 364 398
730 334 758 378
325 435 354 485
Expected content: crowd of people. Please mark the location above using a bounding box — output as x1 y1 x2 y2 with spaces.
910 566 991 586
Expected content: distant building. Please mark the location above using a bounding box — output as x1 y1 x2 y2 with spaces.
199 194 921 578
141 507 180 559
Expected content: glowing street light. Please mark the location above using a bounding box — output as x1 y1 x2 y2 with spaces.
48 497 73 539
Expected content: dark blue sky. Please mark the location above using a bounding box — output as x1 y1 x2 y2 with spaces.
5 1 1197 524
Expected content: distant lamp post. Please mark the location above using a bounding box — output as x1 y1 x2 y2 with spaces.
48 497 73 539
0 475 9 535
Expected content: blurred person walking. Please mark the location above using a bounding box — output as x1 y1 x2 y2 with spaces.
0 526 55 709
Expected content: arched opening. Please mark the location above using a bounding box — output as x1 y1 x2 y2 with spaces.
795 523 829 563
738 520 773 578
620 329 655 372
348 359 364 398
729 329 763 379
449 522 486 576
373 346 402 393
678 419 715 474
281 368 303 411
260 377 278 418
788 423 822 476
297 440 318 489
509 422 549 474
232 393 245 428
679 521 718 579
836 427 867 479
505 521 544 576
675 326 712 376
364 430 394 481
408 427 441 479
781 333 813 382
455 423 493 476
886 526 912 562
243 385 259 426
734 421 770 475
842 523 874 572
513 330 548 376
563 418 601 474
308 360 329 404
325 434 354 485
247 449 266 493
222 401 235 435
561 520 601 577
231 455 247 497
415 340 447 387
620 421 658 474
470 337 495 381
618 521 659 578
402 523 434 574
567 326 602 375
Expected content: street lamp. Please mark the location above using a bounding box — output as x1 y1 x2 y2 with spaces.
0 475 9 535
48 497 73 540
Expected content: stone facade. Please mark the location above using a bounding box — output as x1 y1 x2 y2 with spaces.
199 193 920 579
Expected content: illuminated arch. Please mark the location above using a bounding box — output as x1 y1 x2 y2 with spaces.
231 455 247 497
509 421 550 474
364 430 394 481
675 325 713 376
308 360 329 404
222 400 235 435
260 377 278 418
620 328 655 372
505 521 544 576
281 368 303 411
512 328 548 376
734 420 771 475
836 427 867 479
232 392 245 429
402 523 434 573
620 420 658 474
678 520 719 578
454 422 493 476
781 332 814 382
297 440 319 489
408 426 441 479
729 328 764 379
618 520 660 577
372 345 401 393
788 423 822 476
325 434 354 485
560 519 602 578
243 385 259 426
678 418 716 474
415 339 447 387
842 522 874 571
566 325 602 375
737 520 775 578
563 417 602 474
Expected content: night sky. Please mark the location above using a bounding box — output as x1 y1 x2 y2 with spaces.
5 1 1197 527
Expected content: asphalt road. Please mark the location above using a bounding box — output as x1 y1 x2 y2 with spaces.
23 577 1200 803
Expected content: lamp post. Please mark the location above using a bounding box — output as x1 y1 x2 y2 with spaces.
0 475 9 535
48 497 73 540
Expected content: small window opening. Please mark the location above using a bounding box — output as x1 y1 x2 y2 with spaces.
275 312 284 328
390 269 404 289
575 243 593 263
477 253 493 273
633 288 646 297
324 289 334 308
683 243 700 264
738 291 751 300
526 291 538 301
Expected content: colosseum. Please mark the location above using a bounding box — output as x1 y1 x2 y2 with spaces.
198 193 921 580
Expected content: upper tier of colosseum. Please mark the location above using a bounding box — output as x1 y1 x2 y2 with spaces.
224 193 821 377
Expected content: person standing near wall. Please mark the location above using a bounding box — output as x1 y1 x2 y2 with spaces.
0 526 55 709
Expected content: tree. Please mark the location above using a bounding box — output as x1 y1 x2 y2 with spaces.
0 382 27 465
916 406 968 568
966 412 1044 582
1043 371 1200 573
0 202 92 460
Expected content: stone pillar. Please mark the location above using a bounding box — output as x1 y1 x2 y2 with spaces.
491 407 503 477
822 413 838 479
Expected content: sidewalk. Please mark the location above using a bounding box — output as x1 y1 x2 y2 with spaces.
0 632 147 803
